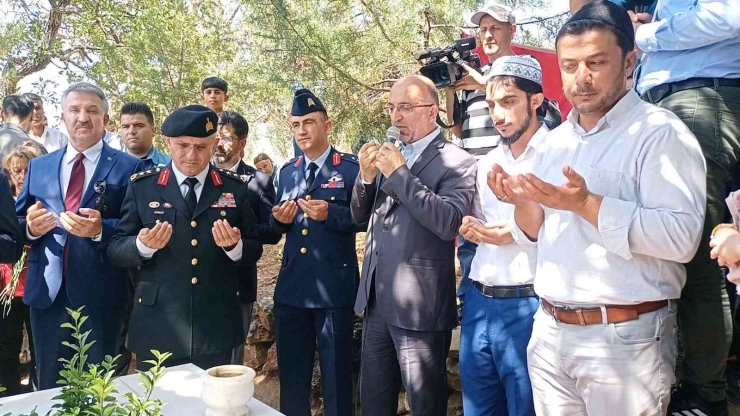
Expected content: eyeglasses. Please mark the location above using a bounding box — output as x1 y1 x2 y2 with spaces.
94 181 107 213
384 103 435 116
93 180 106 194
218 135 236 144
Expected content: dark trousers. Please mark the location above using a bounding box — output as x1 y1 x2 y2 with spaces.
30 288 124 390
274 302 354 416
359 297 452 416
0 297 35 396
231 302 254 365
651 85 740 402
135 350 232 372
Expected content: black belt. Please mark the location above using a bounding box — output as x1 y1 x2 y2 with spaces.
473 281 535 298
642 77 740 104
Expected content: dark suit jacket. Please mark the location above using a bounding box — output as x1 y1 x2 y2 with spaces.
107 164 263 359
351 132 476 331
16 143 141 309
0 172 23 264
233 161 281 303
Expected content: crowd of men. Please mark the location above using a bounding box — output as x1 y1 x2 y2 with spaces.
0 0 739 416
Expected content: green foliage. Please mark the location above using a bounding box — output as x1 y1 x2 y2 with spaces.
0 307 171 416
0 0 566 156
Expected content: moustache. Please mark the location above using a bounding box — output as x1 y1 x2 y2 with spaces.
571 85 598 95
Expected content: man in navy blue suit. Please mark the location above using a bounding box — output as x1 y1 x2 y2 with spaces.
16 82 141 389
269 89 360 416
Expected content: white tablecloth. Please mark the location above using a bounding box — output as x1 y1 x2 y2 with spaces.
0 364 283 416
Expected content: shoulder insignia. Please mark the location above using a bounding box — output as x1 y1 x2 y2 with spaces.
211 169 224 186
281 156 301 170
157 168 171 186
217 168 250 184
130 169 161 182
293 155 304 168
332 152 341 166
341 152 359 164
240 173 254 184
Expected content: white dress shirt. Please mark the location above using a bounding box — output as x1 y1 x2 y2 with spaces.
469 124 548 287
26 140 104 241
29 127 68 153
400 127 440 167
136 163 243 261
525 91 706 305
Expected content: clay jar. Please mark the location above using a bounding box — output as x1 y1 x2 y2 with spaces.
201 365 256 416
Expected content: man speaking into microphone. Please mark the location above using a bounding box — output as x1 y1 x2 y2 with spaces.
352 75 477 416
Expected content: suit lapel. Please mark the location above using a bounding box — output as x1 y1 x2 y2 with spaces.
80 143 118 208
157 164 190 217
307 148 338 193
193 167 223 219
409 134 444 177
43 149 66 215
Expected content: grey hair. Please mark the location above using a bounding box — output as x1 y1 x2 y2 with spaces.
62 82 109 114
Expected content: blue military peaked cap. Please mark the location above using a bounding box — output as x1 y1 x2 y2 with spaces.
291 88 326 116
161 105 218 138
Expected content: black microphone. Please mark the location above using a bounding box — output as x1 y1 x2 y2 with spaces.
385 126 400 144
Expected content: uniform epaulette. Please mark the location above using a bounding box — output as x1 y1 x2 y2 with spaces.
218 168 251 184
130 167 163 182
282 156 302 170
340 152 359 164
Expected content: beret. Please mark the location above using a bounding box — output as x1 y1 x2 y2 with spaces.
161 105 218 138
291 88 326 116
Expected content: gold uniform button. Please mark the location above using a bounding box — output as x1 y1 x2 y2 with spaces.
191 258 198 266
331 196 336 201
191 239 198 247
191 221 197 228
191 277 198 285
305 195 312 201
302 229 308 236
300 247 307 254
138 298 142 303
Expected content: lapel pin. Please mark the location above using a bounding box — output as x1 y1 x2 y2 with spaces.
107 157 113 161
220 210 227 217
149 201 160 208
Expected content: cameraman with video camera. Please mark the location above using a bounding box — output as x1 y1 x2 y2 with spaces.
444 3 517 307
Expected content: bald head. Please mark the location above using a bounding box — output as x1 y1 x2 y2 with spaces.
392 75 439 104
388 75 440 144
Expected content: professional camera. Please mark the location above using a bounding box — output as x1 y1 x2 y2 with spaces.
415 38 482 89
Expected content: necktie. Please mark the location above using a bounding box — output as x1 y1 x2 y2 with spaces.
184 177 199 214
65 153 85 212
306 162 318 188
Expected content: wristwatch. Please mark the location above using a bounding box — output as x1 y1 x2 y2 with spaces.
711 223 737 239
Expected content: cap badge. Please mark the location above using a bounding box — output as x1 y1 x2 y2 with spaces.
205 117 214 132
307 98 316 107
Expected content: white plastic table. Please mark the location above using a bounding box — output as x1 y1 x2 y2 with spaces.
0 364 283 416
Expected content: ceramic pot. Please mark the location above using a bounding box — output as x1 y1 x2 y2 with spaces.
201 365 256 416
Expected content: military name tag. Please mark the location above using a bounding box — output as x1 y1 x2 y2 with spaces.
211 192 237 208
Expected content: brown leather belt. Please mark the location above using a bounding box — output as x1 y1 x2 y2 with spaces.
541 299 668 325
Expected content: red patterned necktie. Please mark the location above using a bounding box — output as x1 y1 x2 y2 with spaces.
65 153 85 212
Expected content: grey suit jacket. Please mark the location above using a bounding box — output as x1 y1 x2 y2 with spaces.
351 132 477 331
0 123 32 162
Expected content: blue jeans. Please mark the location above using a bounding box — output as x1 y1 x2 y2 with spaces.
459 287 538 416
456 235 478 300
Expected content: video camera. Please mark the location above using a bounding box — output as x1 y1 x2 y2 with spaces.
415 38 482 89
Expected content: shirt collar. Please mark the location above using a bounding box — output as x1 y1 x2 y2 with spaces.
171 162 210 186
227 160 241 172
64 139 104 165
567 90 641 135
500 122 549 160
401 127 440 155
142 146 159 160
303 145 332 171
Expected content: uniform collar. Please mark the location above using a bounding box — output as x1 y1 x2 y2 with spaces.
303 145 332 171
64 139 104 165
171 162 210 186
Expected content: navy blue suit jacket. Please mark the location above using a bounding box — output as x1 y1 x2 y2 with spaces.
16 142 142 310
270 147 361 309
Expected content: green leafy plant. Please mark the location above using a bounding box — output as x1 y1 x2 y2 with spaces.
1 307 171 416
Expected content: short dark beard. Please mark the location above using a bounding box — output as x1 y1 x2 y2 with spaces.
500 111 532 147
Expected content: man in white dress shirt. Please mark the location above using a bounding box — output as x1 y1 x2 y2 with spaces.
490 3 707 415
458 55 546 416
23 93 68 153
